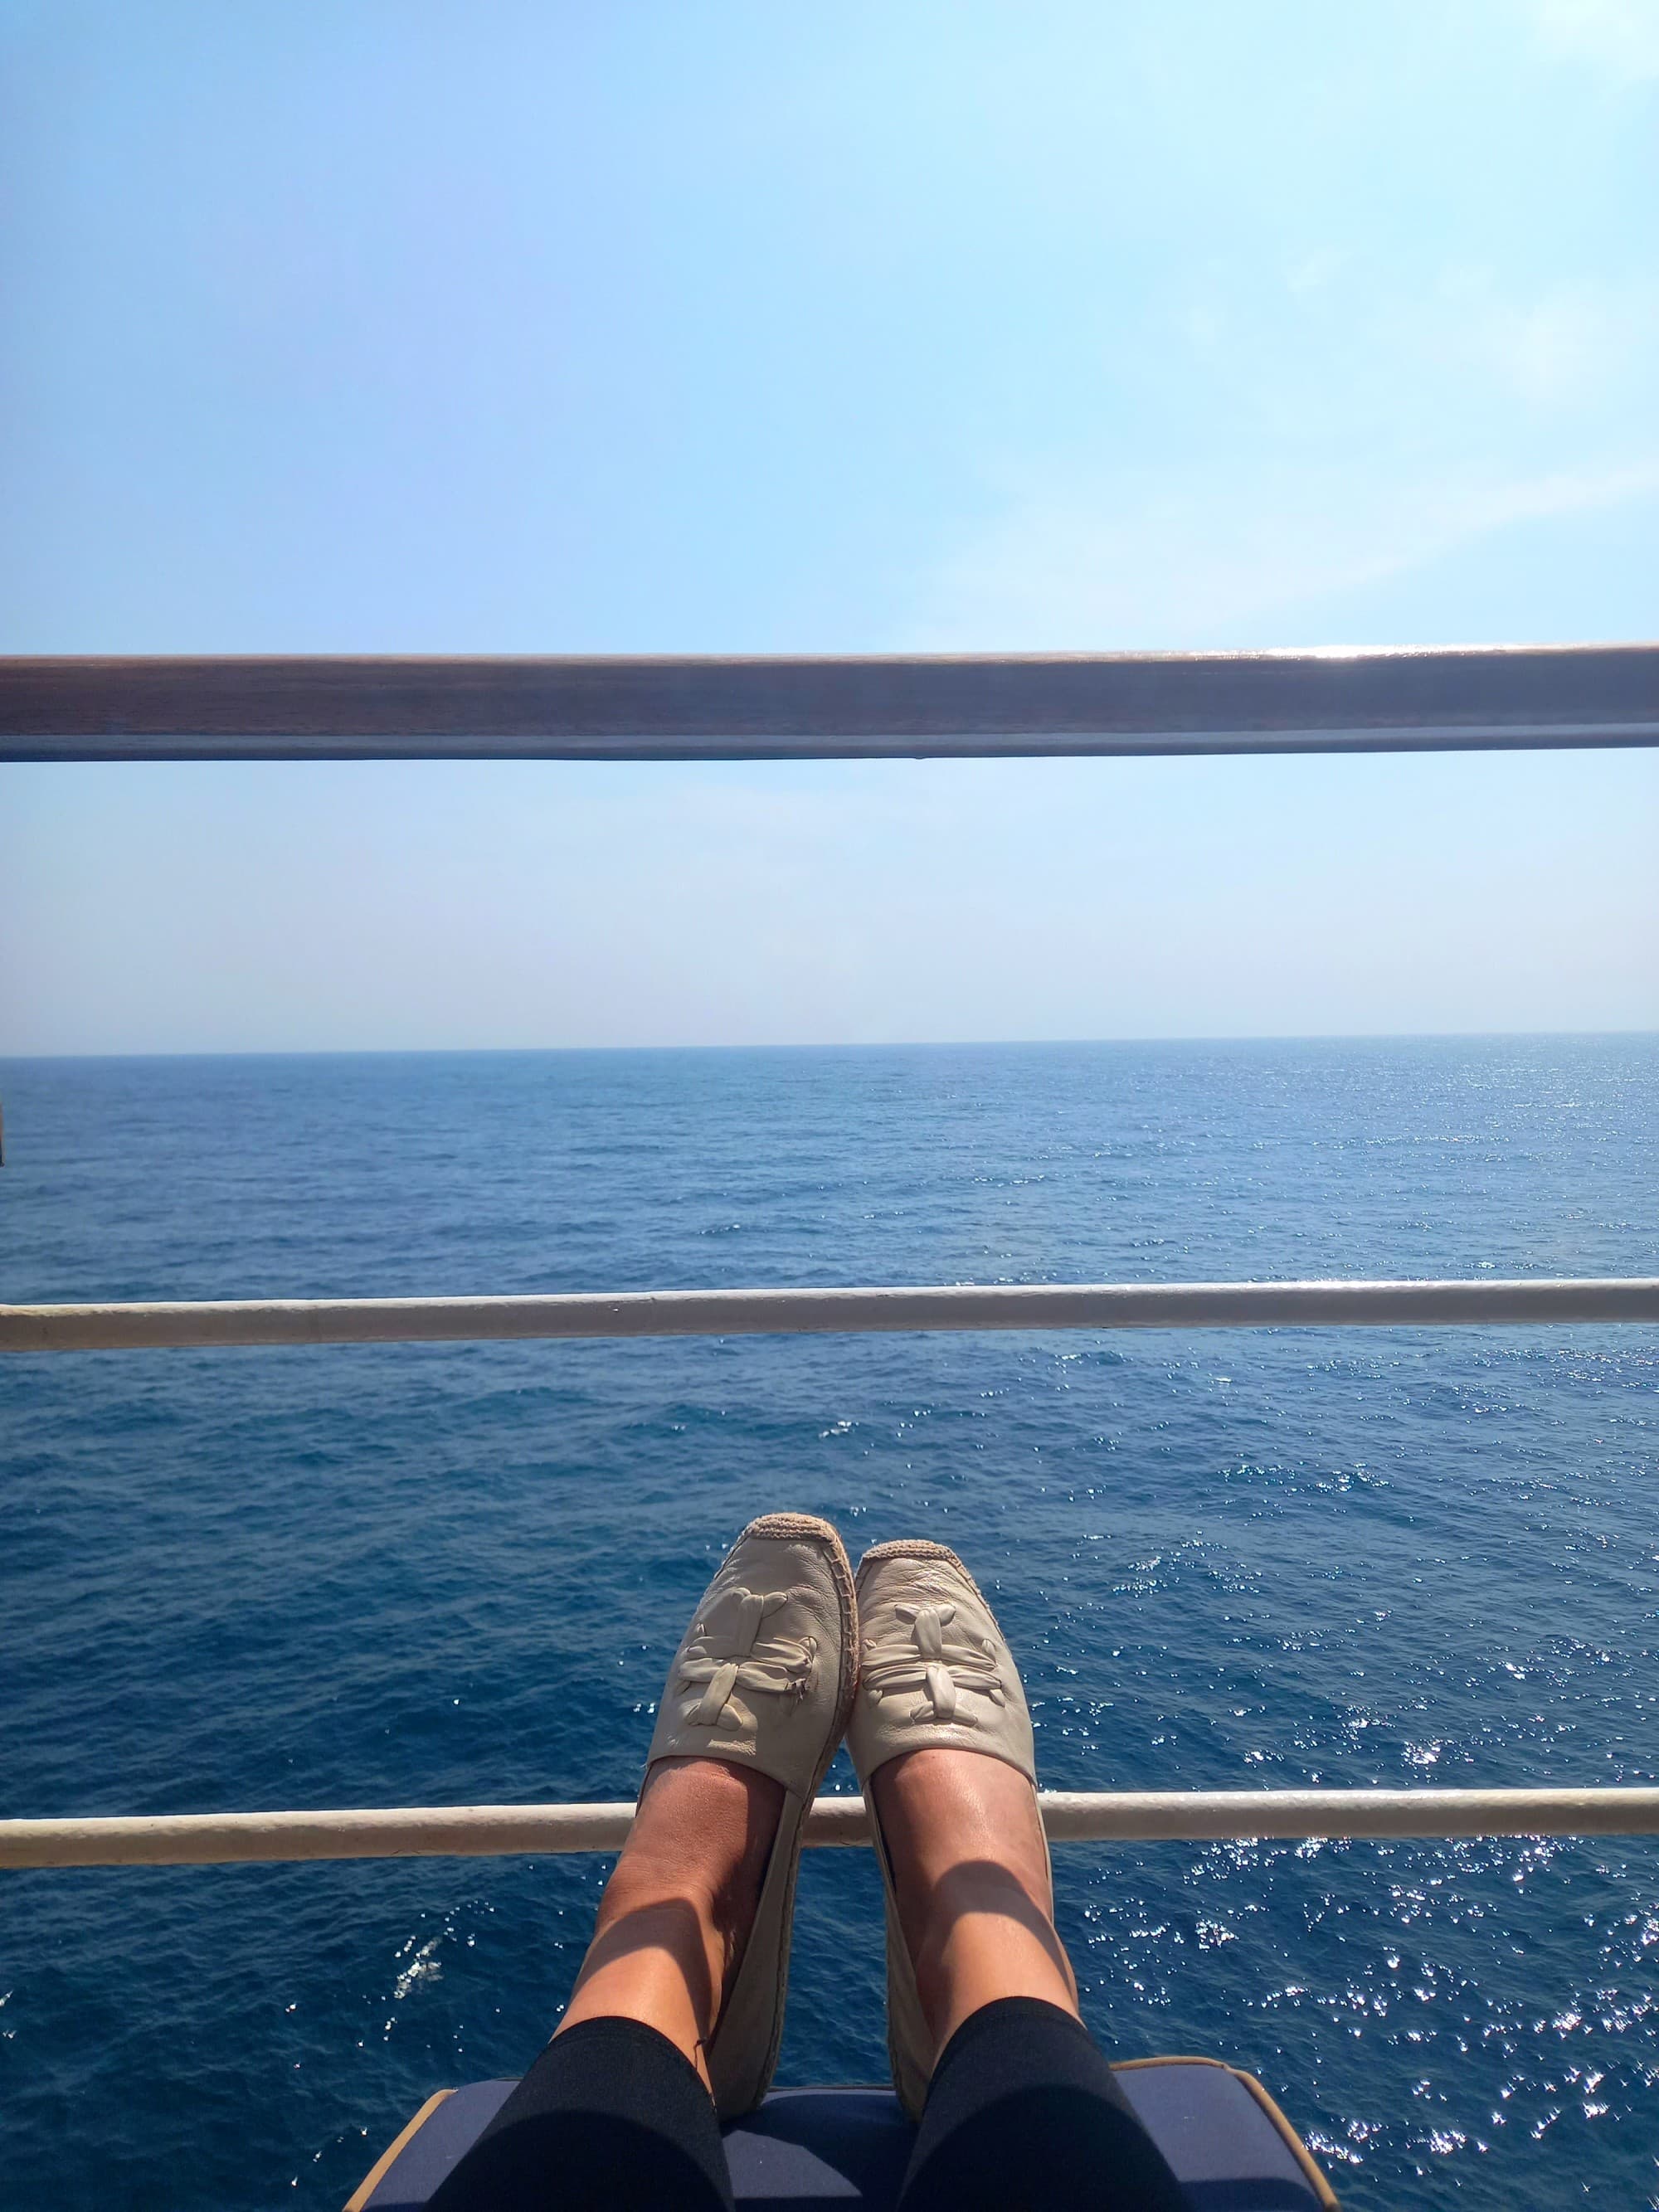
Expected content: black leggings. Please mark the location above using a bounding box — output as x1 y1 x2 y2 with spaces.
428 1997 1188 2212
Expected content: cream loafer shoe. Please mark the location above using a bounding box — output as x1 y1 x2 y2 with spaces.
845 1539 1047 2119
642 1511 857 2118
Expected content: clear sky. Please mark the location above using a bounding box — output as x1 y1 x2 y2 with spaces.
2 0 1656 1052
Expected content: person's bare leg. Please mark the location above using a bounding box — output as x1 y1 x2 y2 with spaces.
871 1746 1079 2061
556 1756 784 2093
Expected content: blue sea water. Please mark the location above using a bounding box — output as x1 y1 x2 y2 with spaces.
1 1037 1657 2211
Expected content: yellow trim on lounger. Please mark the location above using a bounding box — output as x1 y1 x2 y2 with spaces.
343 2089 454 2212
1229 2068 1340 2210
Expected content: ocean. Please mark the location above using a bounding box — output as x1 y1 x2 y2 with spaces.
2 1037 1656 2210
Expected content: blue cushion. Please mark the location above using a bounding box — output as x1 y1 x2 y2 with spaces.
1114 2064 1331 2211
724 2089 912 2209
353 2064 1334 2210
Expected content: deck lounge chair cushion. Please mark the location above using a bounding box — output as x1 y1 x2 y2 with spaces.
348 2059 1338 2211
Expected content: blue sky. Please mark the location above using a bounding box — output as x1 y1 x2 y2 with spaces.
3 0 1656 1050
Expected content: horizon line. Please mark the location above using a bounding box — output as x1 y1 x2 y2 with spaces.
3 1026 1656 1064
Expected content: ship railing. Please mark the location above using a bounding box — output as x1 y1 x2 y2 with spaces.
3 644 1657 1864
3 1275 1659 1351
3 642 1657 761
6 1789 1659 1871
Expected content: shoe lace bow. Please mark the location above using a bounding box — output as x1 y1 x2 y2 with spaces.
862 1598 1006 1726
676 1583 820 1733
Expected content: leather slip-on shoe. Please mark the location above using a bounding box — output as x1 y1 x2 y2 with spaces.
642 1512 857 2118
844 1539 1048 2119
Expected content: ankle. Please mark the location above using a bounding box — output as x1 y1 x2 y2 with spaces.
906 1856 1079 2044
616 1753 781 1887
871 1748 1079 2050
557 1757 785 2080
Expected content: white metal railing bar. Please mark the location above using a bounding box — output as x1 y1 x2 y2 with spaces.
2 644 1657 762
3 1277 1657 1354
5 1789 1657 1869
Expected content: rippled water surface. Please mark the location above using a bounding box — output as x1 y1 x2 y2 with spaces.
2 1038 1656 2210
